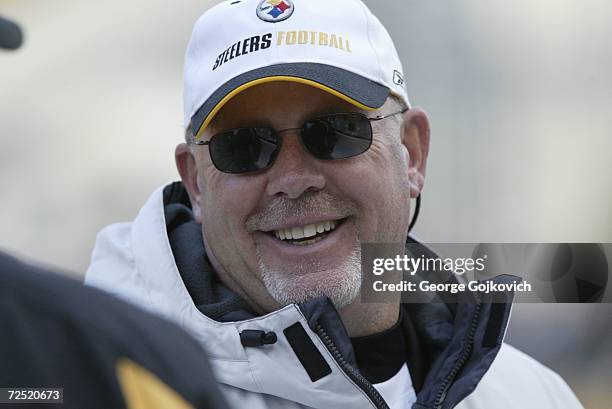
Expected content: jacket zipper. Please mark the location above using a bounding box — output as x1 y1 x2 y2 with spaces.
315 323 389 409
431 302 482 409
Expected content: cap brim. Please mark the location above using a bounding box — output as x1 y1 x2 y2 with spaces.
191 63 390 141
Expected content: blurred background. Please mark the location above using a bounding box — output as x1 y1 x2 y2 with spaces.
1 0 610 407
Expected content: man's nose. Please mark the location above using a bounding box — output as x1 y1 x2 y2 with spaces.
265 131 326 199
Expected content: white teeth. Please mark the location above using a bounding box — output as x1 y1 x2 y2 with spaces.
291 227 304 240
304 224 316 238
273 220 340 241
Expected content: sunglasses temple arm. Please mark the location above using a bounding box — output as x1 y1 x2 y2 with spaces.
408 194 421 233
369 108 409 122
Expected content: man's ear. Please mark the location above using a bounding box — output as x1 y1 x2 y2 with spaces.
175 143 203 222
400 108 431 198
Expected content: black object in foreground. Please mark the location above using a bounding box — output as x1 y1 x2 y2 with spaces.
0 16 23 50
0 252 229 409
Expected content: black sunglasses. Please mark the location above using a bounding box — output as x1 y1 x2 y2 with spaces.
192 109 408 174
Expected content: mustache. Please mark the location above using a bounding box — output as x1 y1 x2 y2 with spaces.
246 191 358 230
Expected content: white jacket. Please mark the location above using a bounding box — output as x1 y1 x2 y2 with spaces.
86 184 583 409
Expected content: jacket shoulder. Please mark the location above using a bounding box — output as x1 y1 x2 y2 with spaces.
85 222 152 309
458 343 583 409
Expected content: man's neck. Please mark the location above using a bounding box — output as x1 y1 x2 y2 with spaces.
340 301 401 337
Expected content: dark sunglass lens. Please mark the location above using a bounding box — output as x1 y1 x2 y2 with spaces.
301 113 372 160
209 128 280 174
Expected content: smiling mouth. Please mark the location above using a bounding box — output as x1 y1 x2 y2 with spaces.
267 218 347 246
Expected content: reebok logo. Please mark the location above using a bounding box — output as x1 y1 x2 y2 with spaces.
393 70 404 86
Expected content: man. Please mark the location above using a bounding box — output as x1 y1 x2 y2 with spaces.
1 17 227 409
86 1 583 408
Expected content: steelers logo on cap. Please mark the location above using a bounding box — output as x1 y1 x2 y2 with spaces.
256 0 295 23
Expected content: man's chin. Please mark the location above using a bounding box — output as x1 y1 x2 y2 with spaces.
259 261 362 309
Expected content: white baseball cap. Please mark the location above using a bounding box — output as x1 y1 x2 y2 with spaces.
184 0 409 142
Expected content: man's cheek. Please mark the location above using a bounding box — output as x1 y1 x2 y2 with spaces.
341 173 387 207
212 192 254 238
